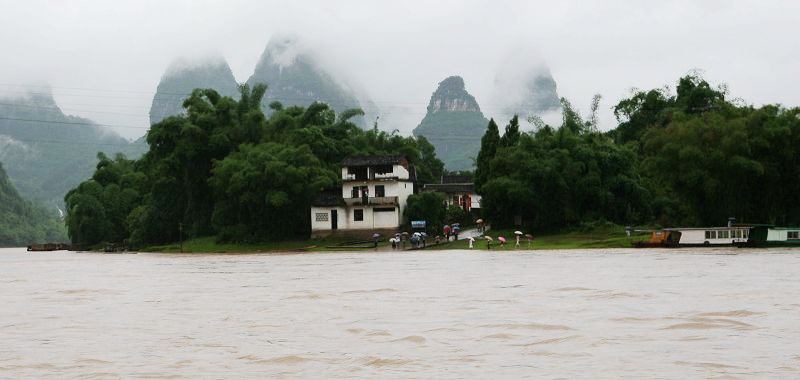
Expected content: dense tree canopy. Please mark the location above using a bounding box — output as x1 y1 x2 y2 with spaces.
477 74 800 230
65 84 444 247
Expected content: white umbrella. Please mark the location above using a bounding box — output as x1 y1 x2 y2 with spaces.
514 231 523 235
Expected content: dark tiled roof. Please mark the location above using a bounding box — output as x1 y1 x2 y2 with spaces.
342 155 406 167
441 175 472 184
424 183 475 194
312 188 344 207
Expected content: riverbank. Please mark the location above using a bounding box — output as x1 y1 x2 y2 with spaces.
141 228 650 253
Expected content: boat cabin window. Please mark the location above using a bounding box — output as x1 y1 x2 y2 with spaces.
705 231 716 239
719 230 729 239
789 231 799 240
735 230 742 238
744 229 749 238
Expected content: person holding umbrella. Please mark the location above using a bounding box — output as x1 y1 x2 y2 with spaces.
525 233 534 248
372 233 380 249
514 231 523 248
498 236 507 248
467 236 475 249
484 236 493 250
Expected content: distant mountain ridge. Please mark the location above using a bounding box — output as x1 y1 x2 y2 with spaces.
150 36 375 128
0 90 145 208
245 35 371 126
493 66 561 124
149 57 240 125
412 76 489 171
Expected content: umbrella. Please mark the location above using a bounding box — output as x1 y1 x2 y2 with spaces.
402 232 409 236
525 234 534 239
475 219 484 224
484 236 493 241
498 236 507 244
413 232 422 237
372 233 381 238
514 231 523 236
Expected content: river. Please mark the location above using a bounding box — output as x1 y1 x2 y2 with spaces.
1 247 799 379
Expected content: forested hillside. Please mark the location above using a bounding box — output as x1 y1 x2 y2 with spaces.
0 90 146 209
412 76 489 171
0 162 65 246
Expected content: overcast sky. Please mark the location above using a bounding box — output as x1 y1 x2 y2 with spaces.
1 0 798 139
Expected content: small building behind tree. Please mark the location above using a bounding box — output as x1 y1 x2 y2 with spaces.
423 175 481 214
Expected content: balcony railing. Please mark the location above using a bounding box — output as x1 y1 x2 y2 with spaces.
343 196 398 206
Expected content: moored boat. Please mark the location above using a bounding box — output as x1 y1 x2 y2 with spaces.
27 243 71 251
635 226 751 248
740 226 800 247
635 224 800 248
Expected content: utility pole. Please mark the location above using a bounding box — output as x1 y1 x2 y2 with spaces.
179 223 183 253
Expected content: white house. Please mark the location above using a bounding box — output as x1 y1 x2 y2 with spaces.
310 155 416 236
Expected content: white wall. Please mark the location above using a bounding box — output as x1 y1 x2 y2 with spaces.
678 228 749 245
767 229 787 241
311 206 402 231
373 209 399 228
311 207 346 231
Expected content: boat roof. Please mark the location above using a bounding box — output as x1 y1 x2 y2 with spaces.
663 226 751 231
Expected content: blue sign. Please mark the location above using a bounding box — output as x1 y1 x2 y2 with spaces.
411 220 426 229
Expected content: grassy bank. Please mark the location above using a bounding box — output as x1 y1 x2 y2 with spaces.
140 225 651 253
432 226 650 250
141 235 389 253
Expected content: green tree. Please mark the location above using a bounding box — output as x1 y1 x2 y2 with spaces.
209 143 337 241
405 192 447 234
474 118 500 191
499 115 521 147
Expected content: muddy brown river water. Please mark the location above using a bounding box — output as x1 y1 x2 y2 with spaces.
1 247 799 379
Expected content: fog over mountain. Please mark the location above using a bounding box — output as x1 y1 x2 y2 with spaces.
0 89 146 208
0 1 798 140
150 55 240 125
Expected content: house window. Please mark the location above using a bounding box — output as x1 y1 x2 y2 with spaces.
315 213 328 222
348 167 367 180
375 185 385 197
354 209 364 221
373 165 393 175
789 231 799 239
351 187 360 198
375 207 395 212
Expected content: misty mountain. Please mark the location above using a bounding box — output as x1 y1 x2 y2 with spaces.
412 76 489 171
149 56 240 125
246 35 372 126
0 90 146 208
493 66 561 125
0 161 66 246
